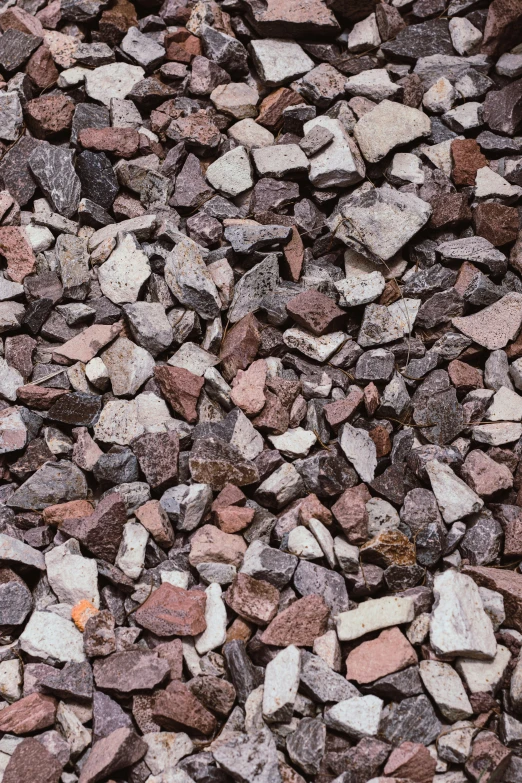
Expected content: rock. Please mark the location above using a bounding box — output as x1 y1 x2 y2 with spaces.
8 461 88 511
155 365 204 423
213 729 282 783
85 62 145 106
93 650 169 694
346 627 417 684
20 611 85 663
78 728 147 783
336 595 415 642
384 742 437 783
452 294 522 350
252 144 310 179
354 100 431 163
98 233 151 305
261 594 329 647
419 661 473 721
263 644 300 722
325 695 383 739
460 449 513 496
135 582 207 636
426 459 484 523
379 695 442 746
228 254 279 324
28 143 81 218
165 239 220 321
45 539 99 608
339 423 377 483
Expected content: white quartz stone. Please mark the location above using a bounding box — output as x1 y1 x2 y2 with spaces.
325 695 383 738
339 423 377 483
336 595 415 642
195 582 227 655
419 661 473 721
115 520 149 580
263 644 301 723
20 611 86 662
45 539 100 609
426 459 484 523
456 644 511 693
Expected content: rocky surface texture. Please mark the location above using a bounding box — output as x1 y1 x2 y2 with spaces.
1 0 522 782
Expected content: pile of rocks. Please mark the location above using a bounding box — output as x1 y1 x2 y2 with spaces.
2 0 522 781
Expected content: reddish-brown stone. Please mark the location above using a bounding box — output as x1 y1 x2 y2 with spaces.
369 425 391 458
215 505 255 533
155 638 184 680
78 728 147 783
5 335 36 381
3 737 62 783
332 484 371 544
448 359 484 392
346 627 418 684
43 499 94 525
152 680 217 735
188 675 236 717
465 730 512 783
24 95 75 139
384 741 437 783
225 573 280 624
0 227 36 283
364 382 380 415
298 493 332 526
260 594 330 647
324 388 364 430
154 365 204 423
78 127 140 158
286 289 345 336
189 524 247 567
0 6 44 36
135 582 207 636
451 139 488 186
282 226 304 283
212 483 246 512
461 450 513 497
25 44 59 89
474 202 520 246
230 358 267 415
252 390 290 434
430 193 472 229
256 87 303 131
132 431 180 490
135 500 174 548
482 0 522 56
58 493 127 563
463 565 522 632
219 313 261 382
53 323 122 364
0 693 57 734
361 529 417 567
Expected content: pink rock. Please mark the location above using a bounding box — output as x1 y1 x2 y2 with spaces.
230 358 267 415
225 573 280 624
0 693 57 734
135 499 174 548
346 627 418 685
72 427 103 472
215 505 255 533
188 524 247 568
461 449 513 497
78 127 140 159
384 741 437 783
332 484 371 544
0 227 36 283
53 323 122 363
324 387 364 430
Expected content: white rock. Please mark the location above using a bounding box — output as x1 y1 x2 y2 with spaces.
313 629 342 671
20 611 86 662
25 224 54 253
423 77 456 114
206 146 253 197
0 357 23 402
94 399 144 445
228 118 275 149
195 582 227 654
283 328 347 363
0 659 21 701
269 427 317 458
347 14 381 52
478 586 505 631
456 645 511 693
430 570 497 659
496 52 522 78
45 539 100 609
344 248 407 281
367 497 400 536
85 357 109 390
160 570 189 589
197 562 237 585
339 423 377 483
309 517 336 568
143 732 194 775
437 723 477 766
168 342 219 377
407 612 431 645
0 407 27 455
165 239 221 321
419 661 473 721
56 701 91 758
85 62 145 106
487 386 522 421
471 422 522 445
303 116 365 188
102 336 155 396
346 69 399 101
137 392 177 433
336 595 415 642
0 274 24 301
263 644 301 723
425 459 484 523
0 532 45 570
115 520 149 580
160 483 212 531
443 101 483 132
98 233 151 304
389 152 425 185
287 526 323 559
354 100 431 163
511 652 522 709
475 166 521 200
58 66 89 87
250 39 314 87
325 695 383 738
252 144 310 178
335 271 385 307
449 17 482 55
228 407 264 461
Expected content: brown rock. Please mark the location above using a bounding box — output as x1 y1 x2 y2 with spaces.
0 693 56 734
78 728 147 783
0 7 44 36
252 390 290 434
215 505 255 533
361 529 416 567
189 524 247 567
152 680 217 735
451 139 488 186
165 31 201 62
256 87 303 131
5 335 36 381
364 382 380 415
452 293 522 350
93 651 170 694
286 289 345 336
375 2 406 40
465 730 512 783
84 610 117 657
154 364 204 423
0 227 36 283
43 499 94 525
98 0 138 45
132 431 179 490
324 388 364 430
368 425 391 458
332 484 371 544
346 627 418 685
461 450 513 497
494 504 522 557
379 278 402 306
384 741 437 783
25 44 58 89
59 494 127 563
430 192 472 229
448 359 484 392
78 127 140 159
219 313 261 382
3 737 62 783
24 94 75 138
474 202 519 246
135 500 174 547
167 112 221 151
225 573 280 624
226 616 253 643
53 323 122 364
282 226 304 283
260 594 330 646
464 565 522 632
230 358 267 415
298 493 332 526
135 582 207 636
482 0 522 56
188 675 236 717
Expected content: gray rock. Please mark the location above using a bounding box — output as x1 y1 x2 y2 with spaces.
123 302 173 356
287 718 326 775
0 581 33 626
300 651 359 703
239 540 297 589
224 224 292 255
120 27 165 72
379 694 442 745
213 728 282 783
228 254 279 324
165 239 221 321
28 144 81 218
0 533 45 570
293 559 348 614
7 460 88 510
0 92 22 142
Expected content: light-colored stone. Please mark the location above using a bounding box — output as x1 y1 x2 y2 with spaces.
0 533 45 570
419 661 473 721
269 428 317 458
85 62 145 106
487 386 522 421
389 152 425 184
456 645 511 693
471 422 522 445
325 695 383 738
45 539 100 609
250 39 314 87
0 357 23 402
339 423 377 483
165 239 221 321
228 118 274 149
335 271 385 307
143 732 194 775
287 526 323 560
449 17 482 56
56 700 91 758
263 644 301 723
303 116 365 188
252 144 310 179
425 459 484 524
0 659 21 702
195 582 227 655
102 336 155 396
347 13 380 52
20 611 86 662
98 233 151 304
475 166 521 200
346 69 399 101
206 146 253 197
115 520 149 580
283 328 347 362
336 595 415 642
423 77 456 114
354 100 431 163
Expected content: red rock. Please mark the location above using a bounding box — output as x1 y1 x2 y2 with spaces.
451 139 488 186
155 638 184 680
282 226 304 282
0 227 36 283
430 192 472 229
324 387 364 430
448 359 484 391
0 693 57 734
78 127 140 159
465 730 512 783
135 499 174 547
36 0 61 29
260 594 330 647
0 6 43 36
369 425 392 458
298 493 332 526
482 0 522 56
25 44 59 89
212 483 246 512
256 87 303 131
189 524 247 567
98 0 138 45
384 741 437 783
230 358 267 415
461 449 513 497
5 335 36 381
16 385 68 410
332 484 371 544
189 675 236 717
78 728 147 783
58 493 127 563
135 582 207 636
24 94 75 139
252 390 290 434
152 680 217 735
132 431 180 490
215 505 255 533
286 289 345 336
474 202 519 246
463 565 522 632
346 627 418 684
43 499 94 525
364 382 380 415
225 573 280 624
154 364 204 423
219 313 261 382
165 31 201 62
3 737 62 783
